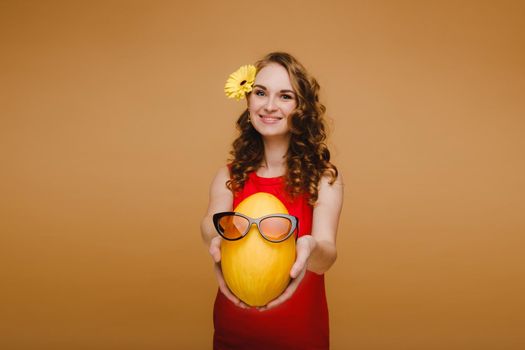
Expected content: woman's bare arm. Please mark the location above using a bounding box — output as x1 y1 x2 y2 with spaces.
200 166 233 249
305 173 344 274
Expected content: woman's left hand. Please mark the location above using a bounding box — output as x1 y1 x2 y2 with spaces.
258 235 316 311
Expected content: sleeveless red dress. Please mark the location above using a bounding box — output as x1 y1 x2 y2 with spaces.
213 171 329 350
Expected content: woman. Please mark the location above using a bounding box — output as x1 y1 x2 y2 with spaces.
201 52 343 349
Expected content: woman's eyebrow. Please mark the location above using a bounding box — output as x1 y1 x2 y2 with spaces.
253 84 295 94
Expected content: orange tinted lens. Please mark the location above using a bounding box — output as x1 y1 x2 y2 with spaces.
219 215 249 239
259 217 292 241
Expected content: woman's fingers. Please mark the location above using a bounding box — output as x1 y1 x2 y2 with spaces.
209 237 247 309
209 235 315 310
290 248 308 279
259 268 306 311
214 263 238 303
259 236 315 311
214 262 248 309
208 236 222 263
290 236 314 278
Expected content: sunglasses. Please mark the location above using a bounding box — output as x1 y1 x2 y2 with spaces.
213 212 298 243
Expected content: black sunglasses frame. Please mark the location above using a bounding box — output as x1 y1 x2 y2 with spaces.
212 211 299 243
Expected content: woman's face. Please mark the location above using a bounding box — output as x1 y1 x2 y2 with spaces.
247 63 297 139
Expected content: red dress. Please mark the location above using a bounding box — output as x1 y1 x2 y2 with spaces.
213 171 329 350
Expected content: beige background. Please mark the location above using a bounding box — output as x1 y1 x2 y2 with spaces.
1 0 524 349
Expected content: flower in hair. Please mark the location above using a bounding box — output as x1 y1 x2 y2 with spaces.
224 64 257 100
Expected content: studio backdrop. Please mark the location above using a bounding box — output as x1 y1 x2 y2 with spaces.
1 1 524 349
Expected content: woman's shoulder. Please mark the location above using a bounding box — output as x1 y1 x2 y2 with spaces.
209 165 231 192
213 165 230 181
321 168 344 186
314 170 344 211
318 169 344 196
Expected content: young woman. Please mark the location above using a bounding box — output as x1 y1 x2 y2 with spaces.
201 52 344 349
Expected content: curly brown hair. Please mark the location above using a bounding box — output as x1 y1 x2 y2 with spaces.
226 52 338 205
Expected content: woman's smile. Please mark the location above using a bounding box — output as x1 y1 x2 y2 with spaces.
259 114 283 124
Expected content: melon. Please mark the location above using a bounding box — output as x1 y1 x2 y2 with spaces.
221 192 296 306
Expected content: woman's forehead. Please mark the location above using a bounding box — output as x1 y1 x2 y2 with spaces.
255 63 293 90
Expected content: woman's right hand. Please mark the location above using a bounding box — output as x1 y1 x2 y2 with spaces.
209 236 248 309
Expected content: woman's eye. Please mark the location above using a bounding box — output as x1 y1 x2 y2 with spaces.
282 94 293 100
255 89 265 96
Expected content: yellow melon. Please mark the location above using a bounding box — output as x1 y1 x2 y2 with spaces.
221 192 296 306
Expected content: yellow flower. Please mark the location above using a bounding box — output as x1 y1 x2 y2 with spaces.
224 64 257 100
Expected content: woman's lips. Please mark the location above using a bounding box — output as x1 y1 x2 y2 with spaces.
259 114 283 124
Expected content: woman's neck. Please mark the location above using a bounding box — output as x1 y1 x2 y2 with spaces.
257 136 290 178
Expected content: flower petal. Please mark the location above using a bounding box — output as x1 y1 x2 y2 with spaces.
224 64 257 100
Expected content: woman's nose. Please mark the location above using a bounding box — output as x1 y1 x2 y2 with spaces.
264 96 277 112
